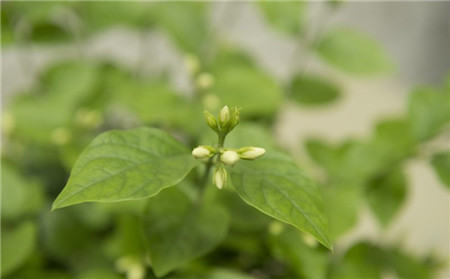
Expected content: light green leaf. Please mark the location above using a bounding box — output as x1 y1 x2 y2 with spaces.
206 268 256 279
322 184 361 239
143 187 229 277
257 1 305 35
366 168 407 227
316 27 394 75
211 65 283 118
386 248 434 279
431 152 450 188
52 127 198 209
1 221 37 277
408 86 450 141
230 152 332 249
290 75 341 105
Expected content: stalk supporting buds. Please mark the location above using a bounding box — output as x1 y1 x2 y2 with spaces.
220 150 240 166
238 147 266 160
192 146 215 159
213 166 227 189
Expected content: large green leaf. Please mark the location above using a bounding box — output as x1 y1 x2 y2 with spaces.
316 27 394 75
256 1 305 36
366 167 407 227
290 75 341 106
143 187 229 277
431 152 450 188
1 221 37 277
52 127 198 209
408 86 450 141
230 152 332 249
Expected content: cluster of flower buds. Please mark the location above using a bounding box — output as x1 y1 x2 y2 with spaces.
204 105 240 136
192 105 266 190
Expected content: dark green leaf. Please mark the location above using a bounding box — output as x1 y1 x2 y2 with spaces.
257 1 305 35
316 27 394 75
230 152 332 249
1 221 37 277
431 152 450 188
143 187 229 277
366 168 407 227
268 225 329 279
329 242 385 279
290 75 341 105
53 127 198 209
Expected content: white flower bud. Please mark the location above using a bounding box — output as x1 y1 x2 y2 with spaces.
238 147 266 160
220 150 240 166
213 167 227 189
219 105 230 126
192 146 214 159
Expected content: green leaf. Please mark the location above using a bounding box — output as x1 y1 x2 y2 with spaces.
143 187 229 277
205 268 256 279
257 1 305 36
290 75 341 106
322 184 361 239
1 221 37 277
52 127 198 209
1 161 45 220
386 248 435 279
408 86 450 141
230 152 332 249
211 65 283 118
152 2 208 53
268 225 329 279
316 27 394 75
431 152 450 188
366 168 407 227
329 242 385 279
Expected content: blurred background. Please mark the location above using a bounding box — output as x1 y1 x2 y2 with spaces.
2 1 449 279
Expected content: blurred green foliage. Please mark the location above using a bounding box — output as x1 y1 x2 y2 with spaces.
2 1 449 279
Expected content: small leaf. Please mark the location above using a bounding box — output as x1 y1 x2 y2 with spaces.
1 221 37 277
290 75 341 105
408 86 450 141
143 187 229 277
316 27 394 75
257 1 305 36
431 152 450 188
230 152 332 249
52 127 198 209
366 168 407 226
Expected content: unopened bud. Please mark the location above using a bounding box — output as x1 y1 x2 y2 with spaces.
203 110 219 133
219 105 230 126
213 166 227 189
220 150 240 166
192 146 214 159
238 147 266 160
